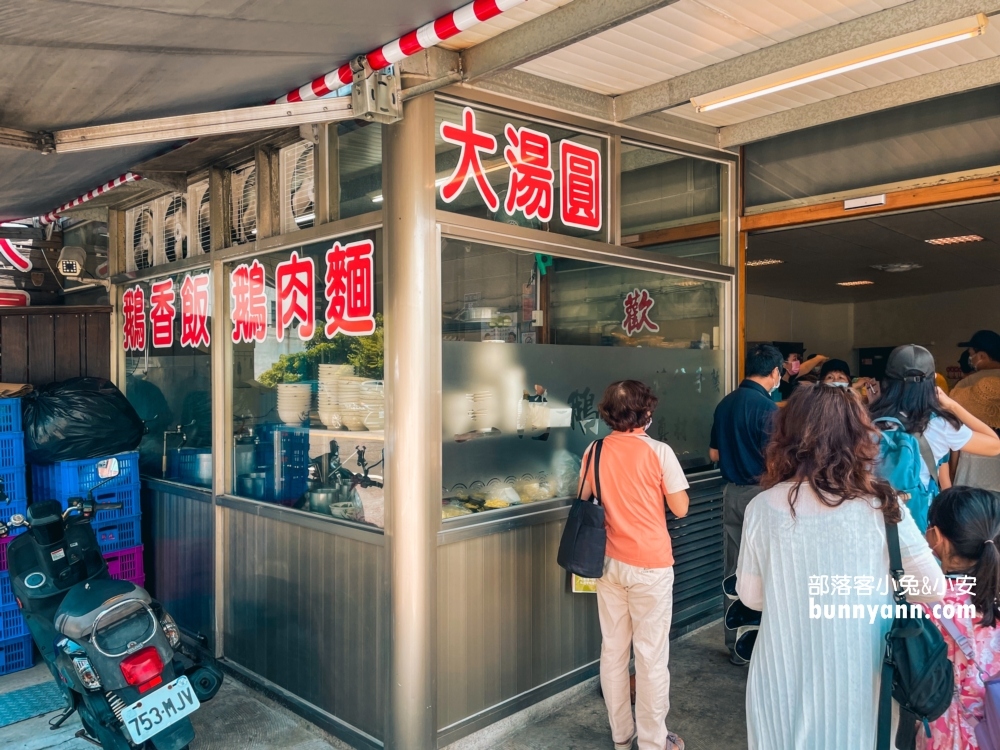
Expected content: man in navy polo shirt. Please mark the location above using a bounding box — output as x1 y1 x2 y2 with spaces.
710 344 782 663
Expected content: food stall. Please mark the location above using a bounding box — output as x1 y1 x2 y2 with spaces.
106 86 738 748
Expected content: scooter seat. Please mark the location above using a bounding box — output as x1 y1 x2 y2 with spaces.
54 578 150 641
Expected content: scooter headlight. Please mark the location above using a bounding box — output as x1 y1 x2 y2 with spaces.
72 656 102 690
159 612 181 649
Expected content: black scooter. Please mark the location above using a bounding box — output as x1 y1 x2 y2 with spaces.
0 458 223 749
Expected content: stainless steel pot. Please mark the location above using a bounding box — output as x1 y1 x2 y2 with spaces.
236 472 267 500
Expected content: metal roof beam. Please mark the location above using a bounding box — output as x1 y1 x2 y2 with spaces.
453 70 722 151
462 0 680 82
0 127 54 154
720 55 1000 147
614 0 1000 122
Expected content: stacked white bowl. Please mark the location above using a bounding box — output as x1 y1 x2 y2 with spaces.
361 380 385 431
338 376 367 430
317 364 355 429
277 383 313 425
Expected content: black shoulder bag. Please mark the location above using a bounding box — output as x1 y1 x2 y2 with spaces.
556 440 606 579
877 518 954 750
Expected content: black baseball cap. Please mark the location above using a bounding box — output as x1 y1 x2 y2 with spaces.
885 344 936 382
959 330 1000 362
819 358 852 381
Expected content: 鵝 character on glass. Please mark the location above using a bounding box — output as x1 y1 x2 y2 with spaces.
230 259 268 344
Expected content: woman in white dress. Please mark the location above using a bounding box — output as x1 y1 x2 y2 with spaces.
737 383 945 750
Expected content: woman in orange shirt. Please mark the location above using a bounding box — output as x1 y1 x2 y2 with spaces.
580 380 690 750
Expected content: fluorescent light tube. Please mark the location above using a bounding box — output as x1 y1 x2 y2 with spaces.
692 14 988 113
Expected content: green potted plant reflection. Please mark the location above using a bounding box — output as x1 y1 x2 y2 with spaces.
258 314 384 387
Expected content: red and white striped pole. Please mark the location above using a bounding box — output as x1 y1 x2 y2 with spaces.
38 172 142 225
0 239 31 273
276 0 525 104
28 0 524 227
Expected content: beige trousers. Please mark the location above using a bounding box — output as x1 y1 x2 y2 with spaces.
596 557 675 750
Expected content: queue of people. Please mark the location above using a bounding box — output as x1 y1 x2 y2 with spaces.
577 333 1000 750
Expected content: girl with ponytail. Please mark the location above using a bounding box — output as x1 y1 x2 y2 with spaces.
923 486 1000 749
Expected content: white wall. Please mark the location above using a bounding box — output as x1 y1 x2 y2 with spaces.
746 294 855 362
853 284 1000 372
747 285 1000 375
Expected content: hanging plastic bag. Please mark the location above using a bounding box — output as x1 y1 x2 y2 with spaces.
22 377 145 463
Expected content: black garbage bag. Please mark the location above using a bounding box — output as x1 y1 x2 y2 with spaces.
23 377 145 463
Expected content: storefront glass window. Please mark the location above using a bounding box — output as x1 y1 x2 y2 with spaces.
435 99 608 242
620 142 723 264
442 238 726 520
122 269 213 487
226 230 385 529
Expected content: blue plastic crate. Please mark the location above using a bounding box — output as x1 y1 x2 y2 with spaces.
0 605 28 640
254 425 309 504
0 466 26 506
0 433 24 469
0 572 12 611
93 514 141 555
0 399 21 434
56 484 140 522
32 451 139 502
0 635 32 676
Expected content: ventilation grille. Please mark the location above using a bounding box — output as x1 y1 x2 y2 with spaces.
280 141 315 234
126 203 157 272
231 162 257 245
189 180 211 254
161 194 188 263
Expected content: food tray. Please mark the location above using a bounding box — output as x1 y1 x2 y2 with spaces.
0 399 21 434
32 451 140 500
0 635 33 676
0 433 24 470
93 514 142 555
105 545 144 582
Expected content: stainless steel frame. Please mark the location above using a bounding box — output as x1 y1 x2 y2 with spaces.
104 85 740 750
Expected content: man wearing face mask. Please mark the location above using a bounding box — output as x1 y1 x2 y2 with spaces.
709 344 782 663
777 348 829 401
954 331 1000 393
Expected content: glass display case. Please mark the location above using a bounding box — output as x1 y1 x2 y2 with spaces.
441 237 727 520
226 230 385 527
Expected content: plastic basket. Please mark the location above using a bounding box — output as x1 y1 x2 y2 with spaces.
0 399 22 434
0 635 33 675
0 433 24 470
105 545 144 582
56 484 140 522
93 514 141 555
0 572 12 610
0 466 27 506
32 451 140 502
255 425 309 504
0 606 28 640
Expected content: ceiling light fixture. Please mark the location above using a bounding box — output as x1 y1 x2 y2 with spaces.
925 234 984 245
691 14 987 113
837 280 875 287
872 263 922 273
745 258 784 267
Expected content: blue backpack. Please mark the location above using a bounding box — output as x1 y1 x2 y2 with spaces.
873 417 939 533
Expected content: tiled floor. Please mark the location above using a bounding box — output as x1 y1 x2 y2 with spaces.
0 621 747 750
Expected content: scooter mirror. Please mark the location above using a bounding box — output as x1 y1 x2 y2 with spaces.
96 458 120 480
